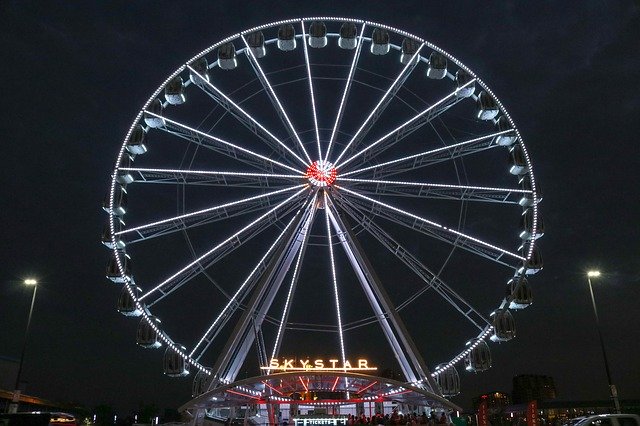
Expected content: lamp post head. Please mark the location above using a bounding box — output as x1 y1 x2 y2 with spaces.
24 278 37 286
587 270 601 278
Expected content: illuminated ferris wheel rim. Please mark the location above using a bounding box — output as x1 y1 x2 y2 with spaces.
106 16 542 392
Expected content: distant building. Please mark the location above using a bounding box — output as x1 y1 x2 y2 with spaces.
472 391 511 411
512 374 557 404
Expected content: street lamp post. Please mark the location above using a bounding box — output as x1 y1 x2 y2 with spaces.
7 278 38 414
586 270 621 414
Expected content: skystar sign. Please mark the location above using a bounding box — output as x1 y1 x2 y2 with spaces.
306 160 337 187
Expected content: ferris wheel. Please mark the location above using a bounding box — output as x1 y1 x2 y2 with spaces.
103 17 543 401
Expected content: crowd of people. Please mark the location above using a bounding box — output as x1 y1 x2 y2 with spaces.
345 411 451 426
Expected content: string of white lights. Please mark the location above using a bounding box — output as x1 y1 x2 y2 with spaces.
336 185 524 261
120 167 302 180
116 185 304 236
146 111 303 175
300 21 322 161
140 187 308 301
189 198 313 359
324 191 347 370
332 42 425 166
341 130 513 177
338 177 532 194
323 23 366 163
187 65 308 168
240 34 313 165
335 79 476 169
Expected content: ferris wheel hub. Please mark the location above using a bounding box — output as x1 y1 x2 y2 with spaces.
306 160 337 187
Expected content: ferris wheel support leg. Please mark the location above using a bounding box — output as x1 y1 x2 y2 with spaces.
325 194 440 393
209 195 317 386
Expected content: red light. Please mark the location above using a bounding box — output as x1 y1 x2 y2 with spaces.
306 160 337 187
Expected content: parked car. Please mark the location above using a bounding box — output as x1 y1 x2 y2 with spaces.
572 414 640 426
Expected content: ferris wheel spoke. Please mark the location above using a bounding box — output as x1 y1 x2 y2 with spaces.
335 79 476 171
323 191 347 369
120 167 301 188
324 23 366 163
335 186 523 266
187 65 308 168
240 34 313 164
337 197 491 331
332 42 425 166
339 177 530 204
116 185 305 243
139 187 309 305
145 111 303 175
189 195 317 361
301 21 322 161
341 129 514 178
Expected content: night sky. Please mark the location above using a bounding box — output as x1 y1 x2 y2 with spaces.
1 1 639 415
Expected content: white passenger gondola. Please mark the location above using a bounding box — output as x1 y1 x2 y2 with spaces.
519 243 543 275
518 175 540 207
400 38 420 65
308 21 327 48
192 368 212 397
477 91 499 120
455 69 475 98
435 365 460 396
189 57 209 84
106 251 131 283
116 154 134 185
137 316 162 348
464 339 491 372
338 22 357 49
103 185 128 216
144 99 165 128
519 209 544 240
277 24 296 51
117 285 143 317
165 76 186 105
246 31 266 58
164 344 190 377
218 42 237 70
506 275 533 309
126 125 147 155
370 28 390 55
490 309 516 342
101 220 125 249
495 116 517 146
509 144 528 175
427 52 447 79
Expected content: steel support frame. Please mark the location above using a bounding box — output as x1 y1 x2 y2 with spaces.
188 68 306 167
335 49 423 165
325 194 439 394
346 181 523 204
349 133 503 179
147 197 305 307
129 168 301 189
337 197 490 331
156 118 284 173
342 94 466 172
339 193 513 266
127 192 296 244
241 36 311 163
209 194 317 386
